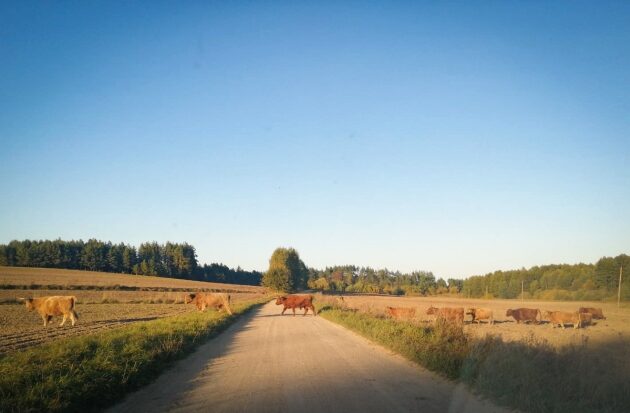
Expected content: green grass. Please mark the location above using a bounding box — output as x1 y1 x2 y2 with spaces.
0 298 269 413
317 303 630 413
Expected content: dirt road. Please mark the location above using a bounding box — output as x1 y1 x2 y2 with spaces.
109 301 509 413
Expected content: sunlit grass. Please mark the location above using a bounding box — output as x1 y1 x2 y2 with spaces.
0 298 268 412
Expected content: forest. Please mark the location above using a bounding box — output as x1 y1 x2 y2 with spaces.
307 254 629 301
1 239 627 300
0 239 262 286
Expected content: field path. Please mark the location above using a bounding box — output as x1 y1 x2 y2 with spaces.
109 301 509 413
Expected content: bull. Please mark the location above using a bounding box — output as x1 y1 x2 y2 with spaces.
466 307 494 325
276 295 316 316
18 296 79 327
185 293 233 315
506 308 540 324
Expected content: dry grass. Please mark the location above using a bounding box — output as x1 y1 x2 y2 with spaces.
0 266 265 293
334 294 630 347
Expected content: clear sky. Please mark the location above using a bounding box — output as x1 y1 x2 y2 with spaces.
1 1 628 278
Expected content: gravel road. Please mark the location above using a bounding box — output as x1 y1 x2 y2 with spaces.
109 301 510 413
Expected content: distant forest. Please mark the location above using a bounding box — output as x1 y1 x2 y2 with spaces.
0 239 262 286
307 253 629 301
1 239 627 301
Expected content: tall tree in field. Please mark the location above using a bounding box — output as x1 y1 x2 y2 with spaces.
262 247 307 292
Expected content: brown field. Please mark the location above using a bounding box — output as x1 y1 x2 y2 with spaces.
0 267 268 354
0 289 264 305
335 294 630 347
0 293 265 354
0 266 265 293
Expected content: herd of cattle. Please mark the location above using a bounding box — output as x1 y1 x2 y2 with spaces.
15 293 318 327
15 293 605 330
386 305 606 329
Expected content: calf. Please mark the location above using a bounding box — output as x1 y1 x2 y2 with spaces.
185 293 233 315
506 308 540 324
426 306 464 323
579 307 605 320
276 295 316 316
466 307 494 325
543 310 582 329
18 296 79 327
385 306 416 320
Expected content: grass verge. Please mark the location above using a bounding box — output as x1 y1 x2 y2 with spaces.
0 298 269 412
317 301 630 413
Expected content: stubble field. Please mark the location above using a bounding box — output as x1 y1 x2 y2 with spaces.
0 267 267 354
336 294 630 347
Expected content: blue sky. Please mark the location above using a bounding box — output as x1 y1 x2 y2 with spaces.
1 1 628 278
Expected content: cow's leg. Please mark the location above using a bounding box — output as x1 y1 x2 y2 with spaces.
303 307 308 316
42 315 48 326
281 306 287 315
70 311 77 326
311 305 317 316
292 307 296 316
60 314 67 327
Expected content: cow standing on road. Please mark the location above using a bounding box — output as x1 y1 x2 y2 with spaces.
18 296 79 327
276 295 316 316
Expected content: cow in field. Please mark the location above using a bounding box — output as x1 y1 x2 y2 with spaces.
185 293 233 315
385 306 416 320
18 296 79 327
579 307 606 320
276 295 316 316
426 306 464 323
543 310 583 329
466 308 494 325
506 308 540 324
578 312 593 327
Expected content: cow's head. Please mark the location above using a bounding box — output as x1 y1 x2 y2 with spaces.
184 293 196 304
505 309 513 317
275 296 286 305
17 297 34 310
465 308 475 316
426 306 437 315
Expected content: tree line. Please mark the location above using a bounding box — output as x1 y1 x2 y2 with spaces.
461 254 629 301
0 239 262 286
305 265 462 295
301 253 628 301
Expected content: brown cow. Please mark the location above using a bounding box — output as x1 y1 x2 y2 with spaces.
578 312 593 327
579 307 606 320
185 293 233 315
276 295 316 316
385 306 416 320
426 306 464 323
543 310 582 329
506 308 540 324
18 296 79 327
466 308 494 325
